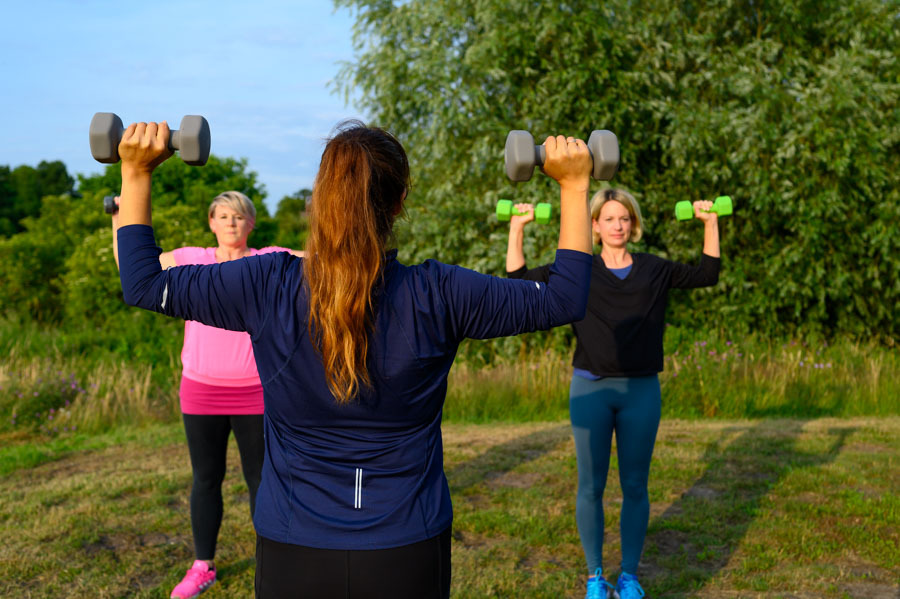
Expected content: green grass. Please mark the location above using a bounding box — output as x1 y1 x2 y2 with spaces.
2 418 897 598
2 320 898 433
444 334 900 422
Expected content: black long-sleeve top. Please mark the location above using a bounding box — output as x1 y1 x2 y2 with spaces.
509 252 720 376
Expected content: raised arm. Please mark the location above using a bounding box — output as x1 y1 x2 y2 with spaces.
542 135 592 256
506 203 535 272
110 195 175 270
693 199 720 258
117 122 174 229
506 134 591 273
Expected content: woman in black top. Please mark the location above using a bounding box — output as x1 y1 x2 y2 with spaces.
506 188 720 599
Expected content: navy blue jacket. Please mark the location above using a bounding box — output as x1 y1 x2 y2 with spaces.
118 224 591 549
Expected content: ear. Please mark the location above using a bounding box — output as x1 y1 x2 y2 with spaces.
392 189 407 216
591 218 601 235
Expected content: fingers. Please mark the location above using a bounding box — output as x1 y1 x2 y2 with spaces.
118 120 173 171
693 200 717 221
544 135 587 158
541 133 591 187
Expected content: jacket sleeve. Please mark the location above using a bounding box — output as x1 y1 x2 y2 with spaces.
668 253 721 289
117 224 277 336
441 249 592 341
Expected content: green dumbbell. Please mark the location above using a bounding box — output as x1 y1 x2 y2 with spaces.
675 196 733 221
496 199 552 224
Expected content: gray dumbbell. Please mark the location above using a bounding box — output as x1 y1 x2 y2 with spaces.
505 130 619 182
103 194 118 215
89 112 211 166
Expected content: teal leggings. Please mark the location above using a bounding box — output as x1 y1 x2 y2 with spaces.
569 375 661 575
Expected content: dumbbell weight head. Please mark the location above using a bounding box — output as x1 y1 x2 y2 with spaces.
505 131 540 182
89 113 211 166
172 116 211 166
103 194 118 215
587 130 620 181
496 199 552 224
504 130 619 182
713 195 733 216
674 196 733 221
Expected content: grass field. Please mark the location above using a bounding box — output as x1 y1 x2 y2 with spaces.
2 417 897 598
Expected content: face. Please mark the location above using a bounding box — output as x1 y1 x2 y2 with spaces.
592 200 633 248
209 204 253 247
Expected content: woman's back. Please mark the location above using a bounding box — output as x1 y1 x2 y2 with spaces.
118 230 591 548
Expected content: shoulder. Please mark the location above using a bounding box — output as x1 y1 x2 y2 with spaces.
393 258 492 296
632 252 669 269
253 246 293 256
172 246 215 266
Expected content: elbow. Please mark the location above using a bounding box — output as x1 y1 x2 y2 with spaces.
568 300 588 323
121 286 140 308
550 296 587 327
119 274 160 311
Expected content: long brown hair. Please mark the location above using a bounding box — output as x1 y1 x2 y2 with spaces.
304 121 409 404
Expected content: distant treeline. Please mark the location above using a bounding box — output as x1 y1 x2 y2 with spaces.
0 157 310 370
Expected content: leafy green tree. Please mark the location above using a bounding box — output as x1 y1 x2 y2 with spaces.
334 0 900 342
1 154 269 326
272 188 311 250
0 166 14 237
0 161 74 237
0 192 103 321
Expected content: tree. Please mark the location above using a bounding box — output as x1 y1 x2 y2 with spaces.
0 161 75 237
271 188 311 250
334 0 900 341
0 154 268 325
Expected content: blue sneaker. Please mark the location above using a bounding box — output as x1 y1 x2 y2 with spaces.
615 572 645 599
585 568 619 599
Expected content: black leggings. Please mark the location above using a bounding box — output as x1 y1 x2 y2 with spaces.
255 528 452 599
182 413 265 560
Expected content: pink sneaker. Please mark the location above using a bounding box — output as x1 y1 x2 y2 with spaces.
170 560 216 598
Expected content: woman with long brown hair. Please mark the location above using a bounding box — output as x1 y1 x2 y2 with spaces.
115 119 595 598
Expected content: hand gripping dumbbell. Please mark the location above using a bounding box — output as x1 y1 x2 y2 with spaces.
496 199 551 224
504 129 619 182
675 196 733 221
103 194 118 215
89 112 211 166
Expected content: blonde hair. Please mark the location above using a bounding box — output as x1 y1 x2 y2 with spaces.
305 121 409 404
590 188 643 245
208 191 256 228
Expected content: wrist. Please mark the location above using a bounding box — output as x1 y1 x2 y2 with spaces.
559 180 590 196
121 164 154 183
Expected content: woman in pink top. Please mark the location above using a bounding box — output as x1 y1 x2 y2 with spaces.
111 191 303 599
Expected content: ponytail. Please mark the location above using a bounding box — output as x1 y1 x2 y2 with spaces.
305 121 409 403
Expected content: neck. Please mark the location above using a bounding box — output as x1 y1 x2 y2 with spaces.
600 245 630 267
216 244 250 262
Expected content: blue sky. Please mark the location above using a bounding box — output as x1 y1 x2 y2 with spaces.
0 1 364 210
